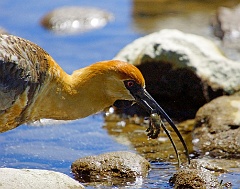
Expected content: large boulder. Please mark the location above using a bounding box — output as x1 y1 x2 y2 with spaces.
71 151 150 186
193 95 240 158
0 168 84 189
114 29 240 119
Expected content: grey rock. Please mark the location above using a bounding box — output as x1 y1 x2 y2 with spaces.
71 151 150 186
114 29 240 119
0 168 84 189
211 4 240 61
193 95 240 158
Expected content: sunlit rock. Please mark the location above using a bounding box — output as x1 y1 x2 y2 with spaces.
0 168 85 189
71 151 150 186
114 29 240 119
193 95 240 158
170 158 239 188
170 159 221 188
41 6 113 35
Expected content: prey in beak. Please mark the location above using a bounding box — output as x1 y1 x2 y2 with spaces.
123 80 190 165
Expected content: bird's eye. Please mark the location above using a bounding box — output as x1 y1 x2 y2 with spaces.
127 80 135 88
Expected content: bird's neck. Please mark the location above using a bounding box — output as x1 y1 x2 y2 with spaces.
31 66 114 121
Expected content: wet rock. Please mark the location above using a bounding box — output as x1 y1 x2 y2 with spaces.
71 151 150 186
193 95 240 158
0 168 84 189
41 6 113 35
114 29 240 119
170 158 239 188
170 163 221 188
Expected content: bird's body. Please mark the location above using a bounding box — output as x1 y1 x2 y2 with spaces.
0 35 144 132
0 34 190 164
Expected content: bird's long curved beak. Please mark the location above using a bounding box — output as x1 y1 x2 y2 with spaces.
133 87 190 164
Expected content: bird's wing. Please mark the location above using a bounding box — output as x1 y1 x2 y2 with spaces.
0 35 49 113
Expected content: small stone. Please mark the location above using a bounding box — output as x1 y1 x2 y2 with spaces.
71 151 150 185
41 6 113 35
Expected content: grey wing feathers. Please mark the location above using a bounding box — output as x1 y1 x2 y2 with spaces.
0 34 49 112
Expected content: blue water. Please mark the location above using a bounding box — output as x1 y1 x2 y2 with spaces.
0 0 239 188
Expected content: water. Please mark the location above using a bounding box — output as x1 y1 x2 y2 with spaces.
0 0 240 188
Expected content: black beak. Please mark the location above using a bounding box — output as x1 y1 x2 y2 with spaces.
125 81 190 165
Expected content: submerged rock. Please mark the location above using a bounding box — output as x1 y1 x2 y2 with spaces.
0 168 84 189
71 151 150 186
41 6 113 35
114 29 240 119
193 95 240 158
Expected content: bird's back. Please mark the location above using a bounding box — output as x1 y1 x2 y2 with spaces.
0 35 51 131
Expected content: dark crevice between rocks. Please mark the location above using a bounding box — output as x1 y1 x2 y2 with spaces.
228 124 240 130
116 61 225 120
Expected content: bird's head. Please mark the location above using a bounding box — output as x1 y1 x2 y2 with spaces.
93 60 162 116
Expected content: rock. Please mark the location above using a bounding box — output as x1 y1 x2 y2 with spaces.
193 95 240 158
0 168 84 189
71 151 150 186
41 6 113 35
211 4 240 61
170 162 221 188
170 158 240 188
114 29 240 119
211 4 240 40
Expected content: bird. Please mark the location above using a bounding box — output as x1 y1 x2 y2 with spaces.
0 34 190 164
